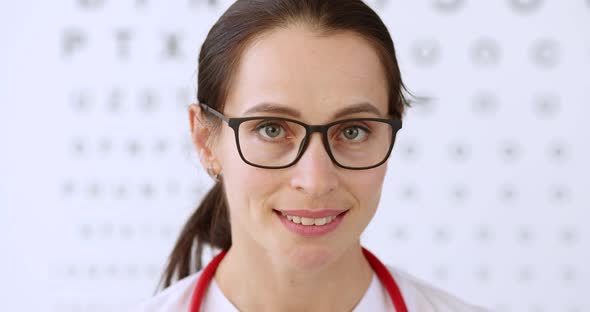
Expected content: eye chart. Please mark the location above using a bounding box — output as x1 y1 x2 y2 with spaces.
0 1 588 311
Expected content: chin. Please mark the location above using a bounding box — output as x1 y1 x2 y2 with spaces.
278 242 342 272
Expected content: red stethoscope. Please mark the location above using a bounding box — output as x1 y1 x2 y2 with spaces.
189 246 408 312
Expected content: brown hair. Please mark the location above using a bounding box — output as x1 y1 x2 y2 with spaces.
157 0 415 292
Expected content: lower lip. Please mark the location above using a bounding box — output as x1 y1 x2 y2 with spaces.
274 209 347 237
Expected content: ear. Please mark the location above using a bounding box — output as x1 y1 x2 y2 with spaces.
188 103 220 172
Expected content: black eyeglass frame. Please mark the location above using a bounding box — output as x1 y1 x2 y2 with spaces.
199 102 402 170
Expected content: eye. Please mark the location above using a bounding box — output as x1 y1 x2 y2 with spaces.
340 125 370 142
255 122 286 140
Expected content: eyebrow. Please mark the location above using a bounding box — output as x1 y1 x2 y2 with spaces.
242 102 384 119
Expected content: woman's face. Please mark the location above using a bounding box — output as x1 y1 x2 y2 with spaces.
203 25 390 270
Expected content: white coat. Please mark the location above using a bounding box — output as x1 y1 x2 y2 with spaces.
133 264 490 312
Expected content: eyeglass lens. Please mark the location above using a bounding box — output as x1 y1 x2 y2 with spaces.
237 118 394 168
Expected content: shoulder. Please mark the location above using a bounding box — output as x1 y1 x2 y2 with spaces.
385 264 491 312
129 271 202 312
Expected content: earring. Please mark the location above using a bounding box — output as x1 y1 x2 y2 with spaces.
207 167 221 182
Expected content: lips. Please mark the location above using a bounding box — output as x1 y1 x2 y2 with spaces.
274 209 348 237
272 209 348 218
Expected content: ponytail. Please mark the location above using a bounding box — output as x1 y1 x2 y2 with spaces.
156 179 231 292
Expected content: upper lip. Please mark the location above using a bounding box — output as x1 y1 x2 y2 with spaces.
274 209 348 218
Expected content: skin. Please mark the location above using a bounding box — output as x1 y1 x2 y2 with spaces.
189 23 391 312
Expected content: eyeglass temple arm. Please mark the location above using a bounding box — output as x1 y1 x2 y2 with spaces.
199 103 230 123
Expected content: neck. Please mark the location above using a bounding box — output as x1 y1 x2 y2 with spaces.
214 240 373 312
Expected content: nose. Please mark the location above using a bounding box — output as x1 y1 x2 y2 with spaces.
289 132 339 196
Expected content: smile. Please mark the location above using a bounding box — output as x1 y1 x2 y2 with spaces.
279 211 338 226
273 209 348 237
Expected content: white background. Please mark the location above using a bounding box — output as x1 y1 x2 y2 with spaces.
0 0 588 311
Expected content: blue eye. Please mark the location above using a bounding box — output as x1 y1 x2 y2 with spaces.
250 120 294 143
258 123 284 139
339 125 371 142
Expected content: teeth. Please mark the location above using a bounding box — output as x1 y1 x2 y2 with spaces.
301 217 314 225
279 211 338 226
314 218 327 226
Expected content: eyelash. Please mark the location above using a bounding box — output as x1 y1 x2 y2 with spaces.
254 122 290 142
340 125 371 142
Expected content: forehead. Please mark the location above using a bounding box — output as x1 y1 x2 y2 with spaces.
224 25 389 122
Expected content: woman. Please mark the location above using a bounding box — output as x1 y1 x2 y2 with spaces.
136 0 489 311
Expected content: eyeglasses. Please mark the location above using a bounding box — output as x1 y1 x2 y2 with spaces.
199 103 402 170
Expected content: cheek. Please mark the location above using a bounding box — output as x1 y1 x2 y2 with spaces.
353 168 386 212
216 129 246 180
218 141 278 218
